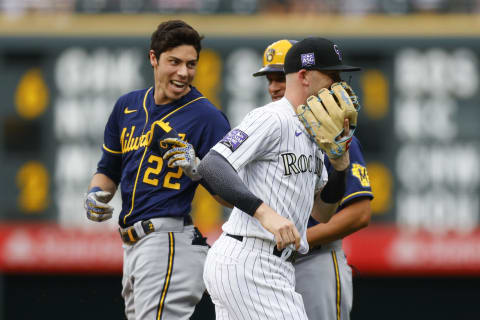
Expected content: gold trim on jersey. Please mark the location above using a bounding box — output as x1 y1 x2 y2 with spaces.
122 90 205 225
102 144 122 154
157 232 175 320
340 190 373 206
142 89 150 130
161 96 205 120
123 87 152 225
331 250 341 320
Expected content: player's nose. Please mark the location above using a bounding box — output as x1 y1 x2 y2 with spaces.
270 82 285 97
177 63 188 77
269 80 280 91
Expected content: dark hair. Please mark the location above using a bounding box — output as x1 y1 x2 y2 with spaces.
150 20 203 60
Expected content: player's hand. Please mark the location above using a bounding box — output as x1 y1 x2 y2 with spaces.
296 81 359 160
254 203 301 250
328 118 351 171
84 188 114 222
161 138 202 181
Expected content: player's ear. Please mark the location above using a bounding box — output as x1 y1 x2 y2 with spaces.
297 69 309 86
149 50 158 68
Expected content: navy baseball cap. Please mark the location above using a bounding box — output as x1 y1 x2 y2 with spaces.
284 37 361 74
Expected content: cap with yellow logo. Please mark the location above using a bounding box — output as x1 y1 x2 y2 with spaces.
253 39 297 77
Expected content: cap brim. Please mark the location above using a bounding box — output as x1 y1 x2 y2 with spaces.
252 64 284 77
316 64 361 72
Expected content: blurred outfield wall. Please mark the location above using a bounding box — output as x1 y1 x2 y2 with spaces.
0 14 480 276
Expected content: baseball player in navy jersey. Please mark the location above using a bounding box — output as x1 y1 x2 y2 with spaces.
192 38 356 320
254 39 373 320
83 20 230 320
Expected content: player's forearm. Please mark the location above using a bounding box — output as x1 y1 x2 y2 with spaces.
311 195 339 223
319 167 348 204
307 198 371 247
310 167 348 223
88 173 117 202
253 202 301 250
213 195 234 209
197 150 263 216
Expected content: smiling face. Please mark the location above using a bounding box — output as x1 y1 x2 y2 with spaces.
150 45 198 105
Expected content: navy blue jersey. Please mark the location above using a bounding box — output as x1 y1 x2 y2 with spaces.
97 86 231 228
308 136 373 228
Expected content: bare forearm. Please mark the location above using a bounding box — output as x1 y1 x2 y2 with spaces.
310 194 338 223
307 198 371 247
311 165 348 223
254 202 300 250
88 173 117 202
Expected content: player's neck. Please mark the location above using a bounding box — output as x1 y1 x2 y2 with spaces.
284 91 304 111
284 79 308 110
153 86 191 105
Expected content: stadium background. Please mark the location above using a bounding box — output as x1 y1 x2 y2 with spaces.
1 0 480 318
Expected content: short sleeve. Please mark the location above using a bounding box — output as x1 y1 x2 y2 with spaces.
196 111 230 159
212 108 280 171
96 97 123 184
102 98 123 155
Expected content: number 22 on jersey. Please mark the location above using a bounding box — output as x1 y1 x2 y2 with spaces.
143 155 183 190
142 133 186 190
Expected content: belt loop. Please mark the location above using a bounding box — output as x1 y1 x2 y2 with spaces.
134 220 147 239
183 215 193 226
127 228 136 243
141 220 155 235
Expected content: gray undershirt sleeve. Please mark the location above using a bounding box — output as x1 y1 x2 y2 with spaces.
197 150 263 216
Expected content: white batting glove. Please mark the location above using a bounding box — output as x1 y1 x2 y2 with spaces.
84 188 114 222
161 138 202 181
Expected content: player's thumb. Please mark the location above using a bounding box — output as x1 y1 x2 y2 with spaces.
273 231 284 250
94 191 112 203
293 227 301 250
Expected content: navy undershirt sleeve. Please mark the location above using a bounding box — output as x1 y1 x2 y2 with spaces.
320 168 347 204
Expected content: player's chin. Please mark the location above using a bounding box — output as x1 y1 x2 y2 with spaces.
167 84 190 100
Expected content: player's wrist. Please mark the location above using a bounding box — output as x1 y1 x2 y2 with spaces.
88 186 103 194
188 157 203 181
252 202 268 220
247 198 264 217
328 152 350 171
320 169 347 204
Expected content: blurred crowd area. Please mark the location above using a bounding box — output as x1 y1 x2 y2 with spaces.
1 0 480 15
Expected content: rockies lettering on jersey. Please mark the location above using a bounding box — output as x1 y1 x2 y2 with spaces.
281 152 324 176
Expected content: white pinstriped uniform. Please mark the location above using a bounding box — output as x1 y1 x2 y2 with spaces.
203 97 328 320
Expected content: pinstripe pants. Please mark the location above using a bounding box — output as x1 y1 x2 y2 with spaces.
204 233 308 320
